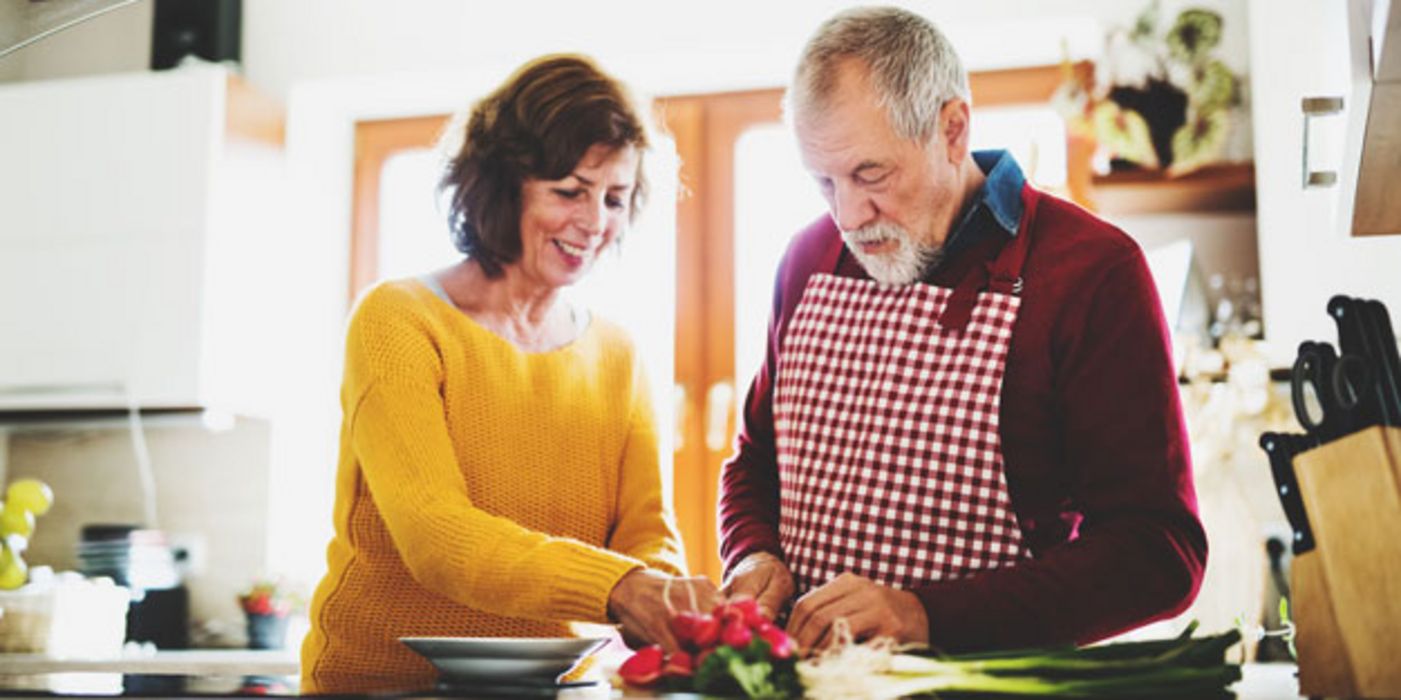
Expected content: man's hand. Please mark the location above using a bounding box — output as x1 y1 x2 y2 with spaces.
786 572 929 652
721 551 796 621
607 568 718 651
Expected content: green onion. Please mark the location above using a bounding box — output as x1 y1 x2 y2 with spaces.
798 627 1242 699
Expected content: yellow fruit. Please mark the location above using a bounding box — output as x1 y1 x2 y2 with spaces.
6 479 53 516
0 547 26 590
0 506 34 539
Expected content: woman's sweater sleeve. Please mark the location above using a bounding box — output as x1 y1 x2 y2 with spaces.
343 289 643 624
606 361 688 577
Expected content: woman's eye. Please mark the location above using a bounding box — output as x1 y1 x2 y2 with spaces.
605 196 625 210
553 188 584 200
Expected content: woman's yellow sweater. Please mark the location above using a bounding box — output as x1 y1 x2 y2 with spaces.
300 279 685 693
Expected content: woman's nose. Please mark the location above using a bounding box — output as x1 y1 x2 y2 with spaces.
577 196 607 235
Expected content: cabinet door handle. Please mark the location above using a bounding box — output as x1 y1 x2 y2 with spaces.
1301 97 1345 188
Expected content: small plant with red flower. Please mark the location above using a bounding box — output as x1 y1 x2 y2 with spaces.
237 577 303 618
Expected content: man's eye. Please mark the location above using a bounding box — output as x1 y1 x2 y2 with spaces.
856 171 888 186
553 188 584 199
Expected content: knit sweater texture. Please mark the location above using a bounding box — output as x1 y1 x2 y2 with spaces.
301 279 685 693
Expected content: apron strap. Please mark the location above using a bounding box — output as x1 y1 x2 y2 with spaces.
938 184 1041 332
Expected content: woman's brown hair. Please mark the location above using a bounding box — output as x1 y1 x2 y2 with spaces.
441 54 650 278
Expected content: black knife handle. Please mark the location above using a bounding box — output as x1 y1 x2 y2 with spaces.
1361 299 1401 425
1259 432 1315 555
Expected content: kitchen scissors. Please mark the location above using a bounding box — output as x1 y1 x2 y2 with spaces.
1290 340 1371 444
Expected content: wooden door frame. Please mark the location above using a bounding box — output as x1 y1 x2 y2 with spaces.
349 115 450 302
656 90 784 582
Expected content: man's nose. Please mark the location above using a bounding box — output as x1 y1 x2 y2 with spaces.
830 182 875 232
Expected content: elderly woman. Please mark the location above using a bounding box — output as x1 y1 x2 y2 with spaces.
301 55 713 694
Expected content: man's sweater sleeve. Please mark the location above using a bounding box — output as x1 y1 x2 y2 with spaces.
912 249 1208 652
717 241 803 575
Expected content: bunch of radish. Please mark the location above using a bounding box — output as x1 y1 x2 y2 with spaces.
618 597 798 698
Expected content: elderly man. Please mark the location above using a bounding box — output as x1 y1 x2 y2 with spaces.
719 6 1206 653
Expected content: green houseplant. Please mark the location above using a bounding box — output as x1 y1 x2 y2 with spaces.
1058 2 1247 176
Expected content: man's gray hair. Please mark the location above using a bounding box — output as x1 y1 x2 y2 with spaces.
788 6 970 142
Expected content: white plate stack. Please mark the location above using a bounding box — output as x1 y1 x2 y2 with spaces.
399 636 606 694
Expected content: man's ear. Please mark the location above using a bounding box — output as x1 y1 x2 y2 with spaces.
939 99 971 163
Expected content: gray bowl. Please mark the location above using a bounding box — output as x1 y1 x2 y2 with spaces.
399 637 607 683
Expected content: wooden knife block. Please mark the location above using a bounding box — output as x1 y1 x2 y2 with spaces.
1291 426 1401 699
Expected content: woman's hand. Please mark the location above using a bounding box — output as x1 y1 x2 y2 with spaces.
720 551 796 622
607 568 718 651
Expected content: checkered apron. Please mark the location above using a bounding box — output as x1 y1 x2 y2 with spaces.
774 188 1039 593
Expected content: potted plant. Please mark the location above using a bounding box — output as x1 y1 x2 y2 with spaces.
237 578 304 650
1056 1 1247 176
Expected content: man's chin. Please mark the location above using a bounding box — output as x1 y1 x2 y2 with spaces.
851 252 921 286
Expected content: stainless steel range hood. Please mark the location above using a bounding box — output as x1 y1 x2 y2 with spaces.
0 0 138 60
1340 0 1401 236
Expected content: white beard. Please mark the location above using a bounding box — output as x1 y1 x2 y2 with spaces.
841 221 942 286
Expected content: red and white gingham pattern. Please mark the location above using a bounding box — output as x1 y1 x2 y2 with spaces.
775 273 1027 593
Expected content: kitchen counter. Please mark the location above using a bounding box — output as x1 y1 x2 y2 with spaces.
0 662 1298 698
0 650 297 677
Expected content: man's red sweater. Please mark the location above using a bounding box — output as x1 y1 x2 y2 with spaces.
718 185 1207 652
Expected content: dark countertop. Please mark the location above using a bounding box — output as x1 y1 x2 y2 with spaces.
0 663 1300 699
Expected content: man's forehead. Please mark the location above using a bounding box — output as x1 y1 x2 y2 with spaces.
794 103 898 171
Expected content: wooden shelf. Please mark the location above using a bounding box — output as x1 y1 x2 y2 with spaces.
1088 162 1256 216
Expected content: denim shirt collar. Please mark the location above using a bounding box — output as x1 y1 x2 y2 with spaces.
967 149 1025 237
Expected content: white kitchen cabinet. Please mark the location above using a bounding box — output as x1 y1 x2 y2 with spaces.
0 66 287 413
1248 0 1401 360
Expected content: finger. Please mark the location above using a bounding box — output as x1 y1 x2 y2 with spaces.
648 614 679 652
721 569 764 599
788 576 866 649
808 593 882 652
693 581 722 612
785 576 847 642
754 581 790 621
787 594 834 651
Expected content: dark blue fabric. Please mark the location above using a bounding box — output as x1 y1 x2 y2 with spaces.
934 149 1026 269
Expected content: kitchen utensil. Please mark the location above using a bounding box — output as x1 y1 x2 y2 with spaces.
1290 340 1370 443
1328 295 1391 426
1259 432 1316 554
1290 426 1401 698
1360 299 1401 422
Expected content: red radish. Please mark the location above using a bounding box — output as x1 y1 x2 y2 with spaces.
714 602 745 627
730 598 767 628
670 611 721 650
721 618 754 648
661 650 695 678
758 624 795 660
618 645 664 687
670 612 700 647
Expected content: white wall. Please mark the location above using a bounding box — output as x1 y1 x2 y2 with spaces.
6 418 271 644
244 0 1247 99
2 1 1250 99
